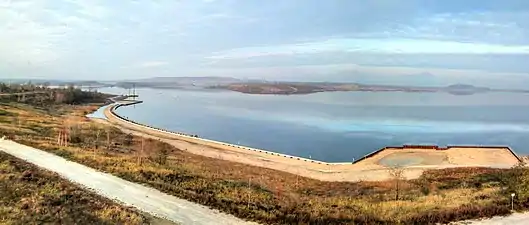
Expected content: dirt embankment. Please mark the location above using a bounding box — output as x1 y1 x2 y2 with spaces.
104 102 521 182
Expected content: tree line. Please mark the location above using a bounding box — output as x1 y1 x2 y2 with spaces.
0 82 111 105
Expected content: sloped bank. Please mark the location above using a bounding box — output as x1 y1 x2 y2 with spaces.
105 99 522 182
108 100 522 166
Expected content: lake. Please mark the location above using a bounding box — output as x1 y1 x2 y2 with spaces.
91 87 529 162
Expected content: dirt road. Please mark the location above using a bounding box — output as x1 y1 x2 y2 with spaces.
456 212 529 225
0 139 257 225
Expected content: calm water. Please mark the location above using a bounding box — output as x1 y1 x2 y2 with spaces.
93 87 529 162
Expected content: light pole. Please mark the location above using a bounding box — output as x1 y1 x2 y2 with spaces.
511 193 516 211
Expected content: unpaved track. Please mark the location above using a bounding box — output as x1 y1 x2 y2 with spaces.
455 212 529 225
0 139 257 225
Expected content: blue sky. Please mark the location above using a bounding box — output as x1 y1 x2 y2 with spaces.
1 0 529 88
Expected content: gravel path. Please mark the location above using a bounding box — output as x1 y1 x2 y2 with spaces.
0 139 257 225
454 212 529 225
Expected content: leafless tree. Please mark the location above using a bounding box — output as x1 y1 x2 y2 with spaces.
136 137 146 165
94 128 101 150
388 165 405 201
247 177 252 209
106 127 111 150
153 142 169 165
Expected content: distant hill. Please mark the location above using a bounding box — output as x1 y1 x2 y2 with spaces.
209 81 506 95
446 84 475 89
7 77 527 96
129 76 241 83
114 76 242 89
0 79 108 87
443 84 491 95
110 76 529 95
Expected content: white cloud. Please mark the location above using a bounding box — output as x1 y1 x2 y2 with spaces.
137 61 169 68
205 10 529 60
2 0 529 81
0 0 117 68
405 11 529 45
0 2 63 65
62 0 111 19
189 63 529 79
0 0 237 74
206 38 529 60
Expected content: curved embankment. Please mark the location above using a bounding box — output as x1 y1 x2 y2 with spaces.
110 100 333 165
103 100 522 182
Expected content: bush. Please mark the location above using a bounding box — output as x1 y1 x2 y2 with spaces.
499 162 529 205
404 203 510 224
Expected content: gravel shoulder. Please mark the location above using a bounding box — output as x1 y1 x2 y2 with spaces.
0 139 257 225
454 212 529 225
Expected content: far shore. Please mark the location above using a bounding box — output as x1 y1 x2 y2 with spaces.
95 98 522 182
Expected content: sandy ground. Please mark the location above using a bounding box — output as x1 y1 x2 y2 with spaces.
0 139 257 225
103 103 521 182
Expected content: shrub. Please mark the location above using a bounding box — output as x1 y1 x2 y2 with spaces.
499 162 529 205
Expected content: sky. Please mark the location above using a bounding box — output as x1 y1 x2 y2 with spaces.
1 0 529 88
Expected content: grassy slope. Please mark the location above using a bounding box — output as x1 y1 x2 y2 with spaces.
0 152 149 225
0 101 524 225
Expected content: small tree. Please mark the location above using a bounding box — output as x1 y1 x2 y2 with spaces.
388 165 405 201
94 128 101 149
135 137 146 165
69 124 83 144
106 127 111 150
123 133 133 147
153 142 169 165
501 161 529 204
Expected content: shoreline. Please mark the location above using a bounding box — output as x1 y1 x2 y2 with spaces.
98 98 522 181
110 100 334 165
108 99 523 165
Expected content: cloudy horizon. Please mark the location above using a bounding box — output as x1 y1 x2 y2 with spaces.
2 0 529 88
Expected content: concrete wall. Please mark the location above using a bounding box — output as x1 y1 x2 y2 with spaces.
108 100 522 166
353 145 522 164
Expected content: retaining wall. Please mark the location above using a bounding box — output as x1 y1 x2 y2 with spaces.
107 100 523 166
352 144 522 165
109 101 333 165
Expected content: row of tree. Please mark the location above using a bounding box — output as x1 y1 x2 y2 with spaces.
0 82 110 105
0 82 49 93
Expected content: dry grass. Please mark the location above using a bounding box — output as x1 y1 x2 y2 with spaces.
0 101 522 225
0 152 149 225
